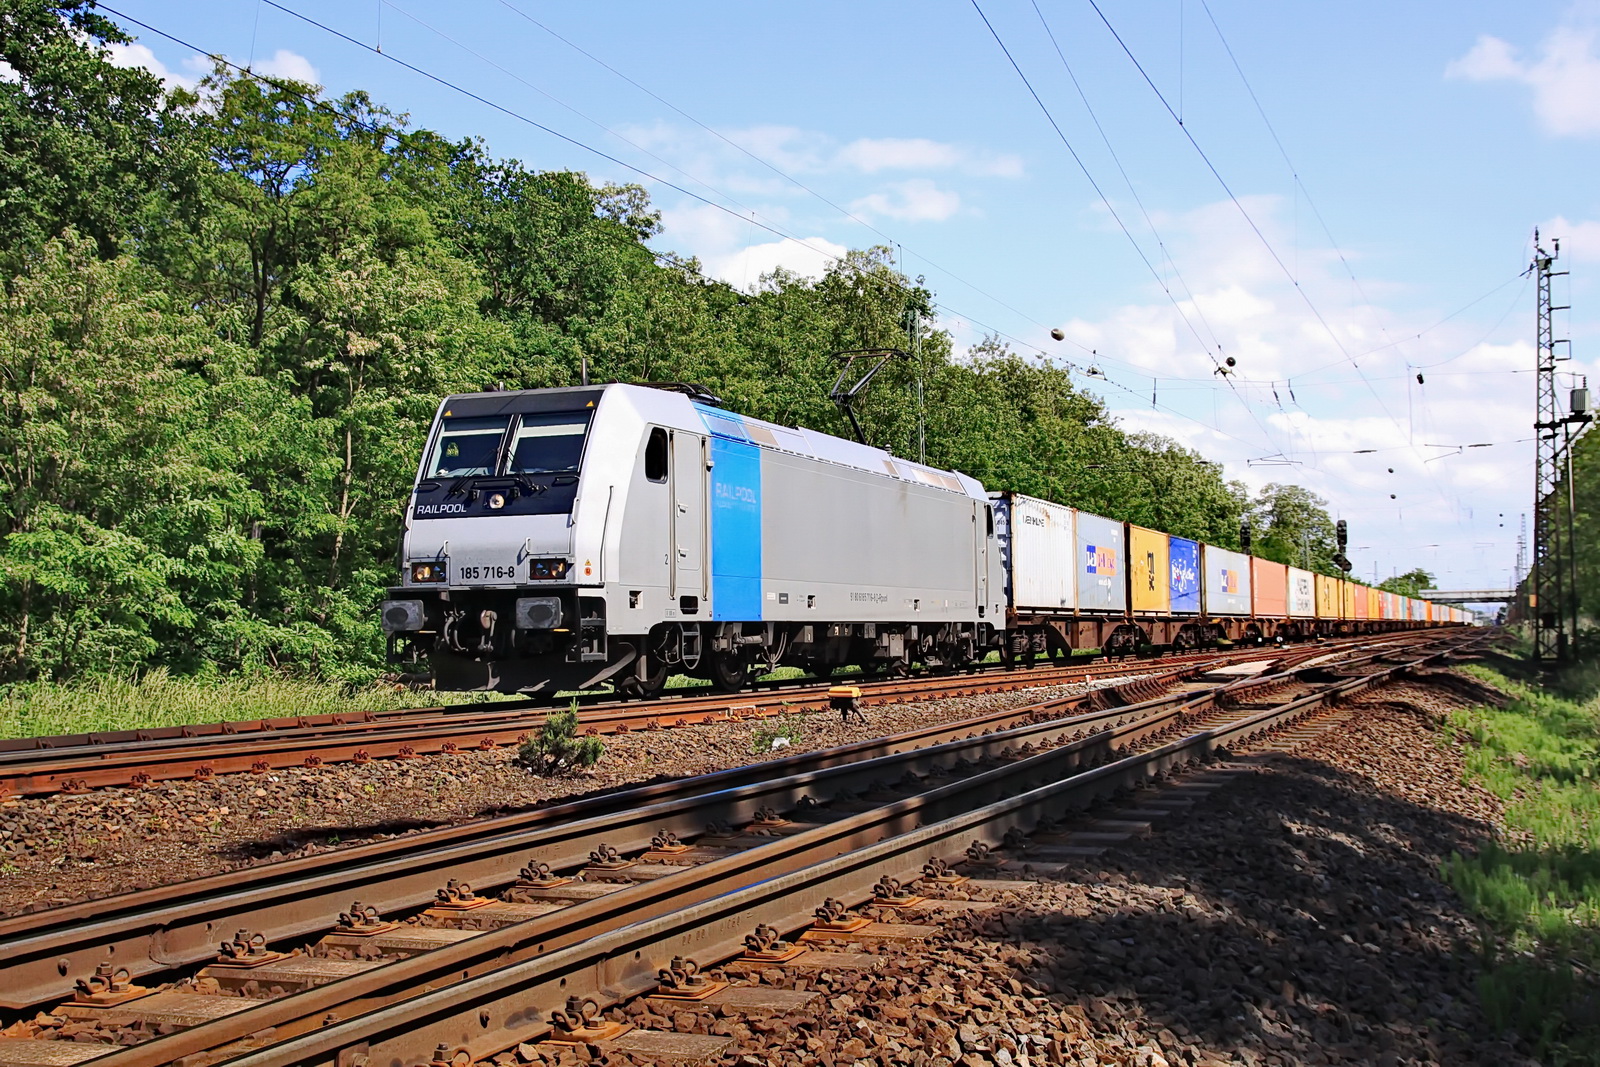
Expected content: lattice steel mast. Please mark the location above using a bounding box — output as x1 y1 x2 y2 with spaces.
1532 230 1571 661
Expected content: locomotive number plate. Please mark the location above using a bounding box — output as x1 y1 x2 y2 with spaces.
457 564 518 582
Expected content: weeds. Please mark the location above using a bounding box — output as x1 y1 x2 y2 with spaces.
0 669 508 740
516 702 603 775
751 715 806 754
1444 661 1600 1062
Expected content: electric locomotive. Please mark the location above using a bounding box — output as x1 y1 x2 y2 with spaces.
381 383 1005 694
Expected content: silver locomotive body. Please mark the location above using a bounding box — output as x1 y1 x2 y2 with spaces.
382 383 1003 693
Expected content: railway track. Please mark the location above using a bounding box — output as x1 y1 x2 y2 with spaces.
0 629 1481 1067
0 641 1376 799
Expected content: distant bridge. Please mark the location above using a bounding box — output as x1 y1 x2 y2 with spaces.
1419 589 1513 604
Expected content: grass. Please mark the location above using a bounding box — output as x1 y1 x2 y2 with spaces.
0 669 509 740
1 645 1105 742
1444 660 1600 1062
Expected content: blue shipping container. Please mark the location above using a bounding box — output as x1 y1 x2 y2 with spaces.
1169 537 1200 613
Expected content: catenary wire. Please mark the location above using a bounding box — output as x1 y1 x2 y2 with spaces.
968 0 1293 462
1080 0 1465 521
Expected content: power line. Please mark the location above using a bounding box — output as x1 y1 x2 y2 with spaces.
228 0 1317 463
1082 0 1464 520
1027 0 1227 358
102 0 1264 468
967 0 1292 462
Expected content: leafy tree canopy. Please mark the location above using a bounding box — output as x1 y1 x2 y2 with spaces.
0 10 1432 683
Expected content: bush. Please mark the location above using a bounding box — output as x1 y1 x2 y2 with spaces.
517 701 603 775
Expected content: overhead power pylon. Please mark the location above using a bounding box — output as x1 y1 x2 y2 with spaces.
1529 230 1590 662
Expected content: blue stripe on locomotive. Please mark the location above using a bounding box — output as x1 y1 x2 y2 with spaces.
1169 536 1200 613
696 406 763 621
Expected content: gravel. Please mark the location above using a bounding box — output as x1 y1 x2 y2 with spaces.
531 665 1531 1067
7 660 1528 1065
0 677 1131 917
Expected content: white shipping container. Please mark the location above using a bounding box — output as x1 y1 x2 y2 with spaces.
1288 566 1316 618
1202 545 1253 616
997 493 1076 611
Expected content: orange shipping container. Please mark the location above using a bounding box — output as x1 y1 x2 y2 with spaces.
1251 558 1287 617
1315 574 1340 618
1128 525 1170 614
1367 587 1380 620
1353 584 1369 619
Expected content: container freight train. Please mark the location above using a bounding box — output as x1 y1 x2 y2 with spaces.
380 383 1462 694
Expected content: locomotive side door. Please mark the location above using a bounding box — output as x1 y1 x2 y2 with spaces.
669 430 708 608
976 501 991 619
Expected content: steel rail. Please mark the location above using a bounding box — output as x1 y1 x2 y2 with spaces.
0 660 1212 1009
67 633 1480 1067
1 650 1256 754
0 649 1278 798
0 632 1451 1010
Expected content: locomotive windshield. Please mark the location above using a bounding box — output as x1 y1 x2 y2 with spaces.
507 412 590 475
427 416 509 478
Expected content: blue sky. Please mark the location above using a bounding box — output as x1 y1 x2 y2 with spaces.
102 0 1600 594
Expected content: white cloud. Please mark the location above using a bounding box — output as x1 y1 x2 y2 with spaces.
656 203 846 288
105 41 201 91
1025 192 1563 588
835 137 1023 177
708 236 850 288
1446 24 1600 136
1542 215 1600 261
254 49 320 86
103 43 318 92
850 179 962 222
622 121 1022 185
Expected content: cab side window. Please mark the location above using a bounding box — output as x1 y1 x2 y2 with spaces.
644 427 669 482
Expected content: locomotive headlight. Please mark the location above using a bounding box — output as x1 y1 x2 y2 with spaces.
529 558 569 580
410 561 447 583
487 492 506 510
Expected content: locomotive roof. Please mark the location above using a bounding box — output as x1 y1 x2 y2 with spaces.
435 383 986 500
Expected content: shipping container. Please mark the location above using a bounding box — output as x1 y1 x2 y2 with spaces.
1288 567 1316 617
1075 510 1127 613
1129 525 1171 614
1382 592 1397 621
1315 574 1340 618
1367 587 1380 620
1169 536 1201 613
1252 557 1288 618
1204 545 1253 616
1353 583 1369 620
992 492 1076 613
1341 580 1357 619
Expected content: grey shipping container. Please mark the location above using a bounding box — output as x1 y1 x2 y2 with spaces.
1074 510 1127 613
1202 545 1252 616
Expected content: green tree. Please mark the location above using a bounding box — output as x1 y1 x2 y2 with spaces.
0 0 168 267
1250 483 1338 572
0 236 304 679
1378 569 1435 597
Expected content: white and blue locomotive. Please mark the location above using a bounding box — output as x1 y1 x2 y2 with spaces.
381 383 1005 694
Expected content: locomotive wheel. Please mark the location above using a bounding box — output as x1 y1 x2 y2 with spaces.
623 654 669 700
708 651 749 692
